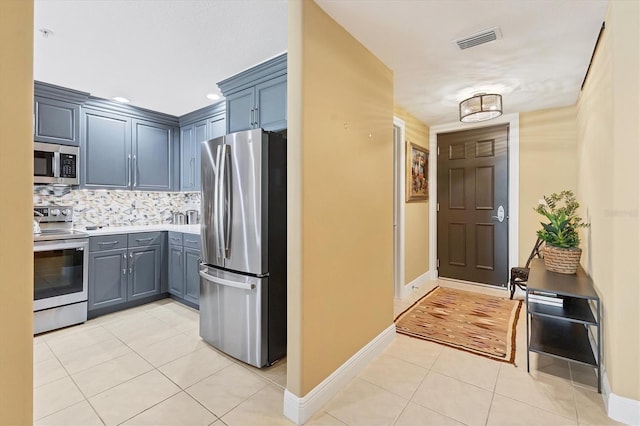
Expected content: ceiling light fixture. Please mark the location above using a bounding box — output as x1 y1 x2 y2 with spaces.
112 96 130 103
459 93 503 123
206 93 221 101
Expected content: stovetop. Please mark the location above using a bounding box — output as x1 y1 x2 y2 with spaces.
33 229 89 242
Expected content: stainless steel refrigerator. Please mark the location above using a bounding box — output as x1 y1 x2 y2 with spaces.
199 128 286 368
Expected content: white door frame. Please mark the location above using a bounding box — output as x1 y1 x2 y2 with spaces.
393 117 406 298
428 113 520 285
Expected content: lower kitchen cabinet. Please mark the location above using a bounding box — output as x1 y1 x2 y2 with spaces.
88 232 164 313
168 232 201 308
88 248 128 310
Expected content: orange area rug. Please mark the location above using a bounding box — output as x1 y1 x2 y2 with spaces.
395 286 522 363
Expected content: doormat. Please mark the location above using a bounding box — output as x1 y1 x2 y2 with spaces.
395 286 522 363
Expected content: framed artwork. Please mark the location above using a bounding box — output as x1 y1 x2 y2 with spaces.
407 142 429 202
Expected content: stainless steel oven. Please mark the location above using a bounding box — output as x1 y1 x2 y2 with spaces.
34 205 88 334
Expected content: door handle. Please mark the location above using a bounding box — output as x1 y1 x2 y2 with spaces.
492 205 505 223
250 108 255 127
129 253 133 274
132 155 137 187
127 154 132 187
122 253 127 275
199 269 255 290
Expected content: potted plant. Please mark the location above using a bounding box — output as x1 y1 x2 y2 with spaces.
535 190 589 274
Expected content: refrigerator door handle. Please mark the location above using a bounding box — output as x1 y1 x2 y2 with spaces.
213 145 223 258
199 269 256 290
222 145 232 258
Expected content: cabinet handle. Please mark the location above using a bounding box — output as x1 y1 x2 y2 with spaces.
127 154 132 187
122 253 127 274
135 237 153 243
129 253 133 274
250 108 255 127
170 237 181 243
255 107 259 128
191 157 196 186
132 155 137 187
98 241 119 246
185 239 198 244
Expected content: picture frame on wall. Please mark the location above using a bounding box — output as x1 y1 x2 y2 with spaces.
407 142 428 202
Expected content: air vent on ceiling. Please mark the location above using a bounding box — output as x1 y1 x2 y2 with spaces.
455 27 502 50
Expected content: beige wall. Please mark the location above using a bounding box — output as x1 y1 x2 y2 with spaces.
0 0 34 424
577 0 639 402
287 0 395 396
518 106 578 264
394 106 430 283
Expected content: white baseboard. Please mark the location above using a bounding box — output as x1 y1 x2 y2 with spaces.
283 324 396 425
400 270 432 299
602 370 640 425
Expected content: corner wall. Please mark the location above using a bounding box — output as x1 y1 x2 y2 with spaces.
287 0 394 396
576 0 640 417
393 106 430 284
518 106 578 264
0 0 34 423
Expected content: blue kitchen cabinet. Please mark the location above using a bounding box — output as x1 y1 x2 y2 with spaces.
34 82 89 146
168 244 185 297
34 97 81 146
88 248 128 310
167 232 200 308
179 102 226 192
83 109 176 191
132 119 174 191
224 75 287 133
83 109 132 189
88 232 164 314
218 53 287 133
180 120 207 191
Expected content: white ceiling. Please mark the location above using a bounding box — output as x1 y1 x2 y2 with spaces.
34 0 609 125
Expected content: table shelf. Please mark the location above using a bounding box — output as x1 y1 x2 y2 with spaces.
526 259 601 392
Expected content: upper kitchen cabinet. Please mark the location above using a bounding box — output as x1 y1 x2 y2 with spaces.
82 97 179 191
34 82 89 146
178 101 225 191
83 109 131 189
218 53 287 133
132 119 174 191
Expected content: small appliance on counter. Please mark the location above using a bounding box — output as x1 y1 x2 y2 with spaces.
186 209 199 224
33 205 89 334
199 128 287 368
172 211 186 224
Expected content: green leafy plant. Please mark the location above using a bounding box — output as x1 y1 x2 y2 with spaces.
535 190 589 249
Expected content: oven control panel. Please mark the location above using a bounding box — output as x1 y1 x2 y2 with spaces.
34 205 73 223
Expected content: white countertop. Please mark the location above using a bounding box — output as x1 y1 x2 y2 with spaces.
81 224 201 236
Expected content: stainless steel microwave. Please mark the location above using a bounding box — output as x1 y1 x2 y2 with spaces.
34 142 79 185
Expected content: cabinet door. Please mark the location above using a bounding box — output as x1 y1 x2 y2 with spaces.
128 245 161 301
83 110 131 189
227 87 255 133
180 124 195 191
193 120 207 190
34 97 80 146
208 116 226 139
256 75 287 131
168 244 185 297
184 247 201 307
88 248 128 311
132 120 173 191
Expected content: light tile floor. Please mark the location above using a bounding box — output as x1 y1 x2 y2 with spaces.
34 280 620 425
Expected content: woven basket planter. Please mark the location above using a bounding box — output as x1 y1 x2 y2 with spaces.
543 245 582 274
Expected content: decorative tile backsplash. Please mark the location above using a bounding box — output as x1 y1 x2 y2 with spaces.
33 189 200 228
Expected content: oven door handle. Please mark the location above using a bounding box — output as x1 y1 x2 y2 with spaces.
33 240 88 252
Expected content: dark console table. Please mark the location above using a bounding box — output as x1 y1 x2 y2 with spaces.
525 259 601 392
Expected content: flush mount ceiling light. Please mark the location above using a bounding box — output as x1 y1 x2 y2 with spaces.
206 93 221 101
459 93 503 123
112 96 130 103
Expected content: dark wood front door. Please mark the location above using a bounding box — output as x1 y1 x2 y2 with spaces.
437 124 509 286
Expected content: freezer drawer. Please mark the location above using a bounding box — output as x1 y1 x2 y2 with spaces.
199 266 268 367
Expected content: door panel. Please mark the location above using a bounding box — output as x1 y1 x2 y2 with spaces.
168 245 184 297
88 249 127 310
200 136 225 267
83 110 131 188
128 245 161 300
227 88 254 133
437 124 508 286
199 266 267 367
224 129 265 275
256 75 287 131
133 120 172 190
